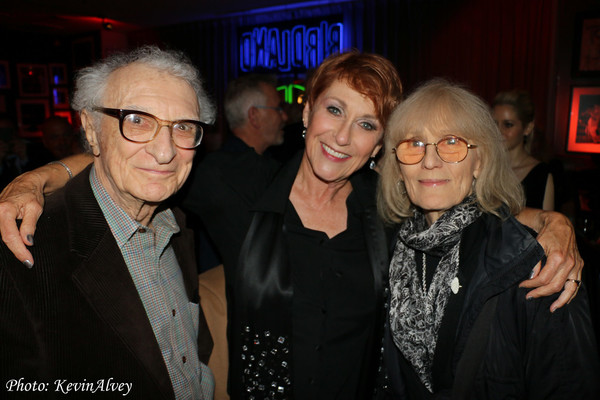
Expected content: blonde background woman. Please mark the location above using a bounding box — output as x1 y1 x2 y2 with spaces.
492 90 554 210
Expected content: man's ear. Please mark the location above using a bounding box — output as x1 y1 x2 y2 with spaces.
80 110 100 156
247 106 261 129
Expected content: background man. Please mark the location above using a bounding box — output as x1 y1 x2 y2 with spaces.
182 74 288 278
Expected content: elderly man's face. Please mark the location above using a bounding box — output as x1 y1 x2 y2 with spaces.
83 64 199 219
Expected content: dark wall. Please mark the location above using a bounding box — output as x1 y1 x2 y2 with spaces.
364 0 557 160
1 0 599 160
0 29 82 121
553 0 600 164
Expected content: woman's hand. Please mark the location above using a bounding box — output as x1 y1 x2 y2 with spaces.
0 153 93 266
517 208 584 312
0 170 46 267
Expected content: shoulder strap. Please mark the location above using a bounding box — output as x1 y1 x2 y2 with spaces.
452 296 498 399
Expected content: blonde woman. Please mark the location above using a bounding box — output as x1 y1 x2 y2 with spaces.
492 90 554 210
378 80 598 399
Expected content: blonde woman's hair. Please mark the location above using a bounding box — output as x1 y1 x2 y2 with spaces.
377 79 524 224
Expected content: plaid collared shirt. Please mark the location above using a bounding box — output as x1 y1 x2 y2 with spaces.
90 167 213 399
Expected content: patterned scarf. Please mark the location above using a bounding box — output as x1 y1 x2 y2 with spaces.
389 195 481 391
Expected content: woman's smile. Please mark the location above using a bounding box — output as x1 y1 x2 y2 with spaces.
321 142 351 161
418 179 449 187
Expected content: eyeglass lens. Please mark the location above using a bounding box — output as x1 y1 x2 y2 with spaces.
123 112 202 149
396 136 470 164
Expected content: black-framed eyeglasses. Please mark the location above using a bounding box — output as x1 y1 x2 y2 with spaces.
254 105 284 113
393 135 478 165
92 106 207 149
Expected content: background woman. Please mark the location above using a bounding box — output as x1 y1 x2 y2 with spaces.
492 90 554 210
378 79 598 399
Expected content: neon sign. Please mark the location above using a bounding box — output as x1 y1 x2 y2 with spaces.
277 84 305 104
239 21 344 72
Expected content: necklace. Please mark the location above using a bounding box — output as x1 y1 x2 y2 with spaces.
422 252 428 294
423 252 461 295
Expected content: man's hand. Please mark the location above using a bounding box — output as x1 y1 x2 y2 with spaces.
518 210 584 312
0 170 47 267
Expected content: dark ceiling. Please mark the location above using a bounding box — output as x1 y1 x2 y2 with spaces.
1 0 314 34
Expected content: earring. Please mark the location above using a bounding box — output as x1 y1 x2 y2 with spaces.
369 157 376 170
302 128 306 139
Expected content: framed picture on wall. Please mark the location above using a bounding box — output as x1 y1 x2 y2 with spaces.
16 99 49 137
53 110 73 125
17 64 49 97
567 86 600 153
49 63 68 85
0 61 10 89
574 14 600 75
52 87 70 109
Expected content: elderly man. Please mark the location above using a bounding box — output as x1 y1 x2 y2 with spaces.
0 73 287 400
0 46 214 399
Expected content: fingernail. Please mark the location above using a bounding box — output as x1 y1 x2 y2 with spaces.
529 269 535 279
26 234 34 245
550 306 556 313
526 295 533 301
23 260 33 269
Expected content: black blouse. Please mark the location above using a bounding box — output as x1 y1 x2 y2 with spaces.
231 153 389 400
285 191 376 399
521 162 552 209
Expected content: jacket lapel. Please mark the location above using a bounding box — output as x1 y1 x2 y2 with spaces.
65 168 175 400
350 169 389 299
171 207 213 364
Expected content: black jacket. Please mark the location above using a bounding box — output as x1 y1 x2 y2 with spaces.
384 212 600 399
182 135 281 281
230 153 390 399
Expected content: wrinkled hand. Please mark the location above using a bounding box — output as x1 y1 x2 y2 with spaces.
0 170 46 267
519 210 583 312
